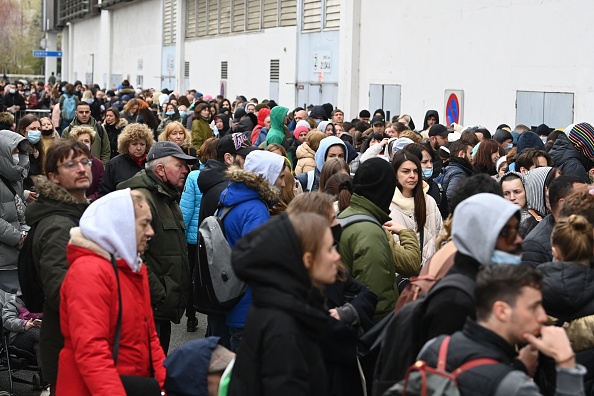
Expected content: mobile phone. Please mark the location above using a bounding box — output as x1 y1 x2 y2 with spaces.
33 319 42 325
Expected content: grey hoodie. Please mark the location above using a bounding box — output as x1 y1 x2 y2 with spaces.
452 193 520 265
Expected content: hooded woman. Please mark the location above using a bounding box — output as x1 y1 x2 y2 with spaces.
16 114 44 192
191 103 214 150
56 189 166 395
520 166 557 237
228 212 339 396
250 108 271 145
214 113 231 138
264 106 290 158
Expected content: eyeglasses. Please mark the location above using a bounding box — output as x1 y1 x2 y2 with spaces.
58 158 92 171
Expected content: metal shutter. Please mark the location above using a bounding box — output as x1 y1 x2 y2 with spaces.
163 0 177 44
220 0 231 34
232 0 246 32
262 0 279 28
208 0 218 35
247 1 261 30
197 0 207 37
280 0 297 27
324 0 340 29
302 0 321 31
186 0 197 38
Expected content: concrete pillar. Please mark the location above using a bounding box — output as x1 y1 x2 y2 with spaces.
100 9 112 89
337 0 361 119
175 0 186 94
61 24 70 81
44 31 58 82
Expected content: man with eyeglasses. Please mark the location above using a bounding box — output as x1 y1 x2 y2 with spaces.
61 102 111 166
24 140 92 392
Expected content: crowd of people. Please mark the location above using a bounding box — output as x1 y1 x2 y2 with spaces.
0 76 594 395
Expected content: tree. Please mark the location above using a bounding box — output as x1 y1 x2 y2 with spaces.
0 0 43 75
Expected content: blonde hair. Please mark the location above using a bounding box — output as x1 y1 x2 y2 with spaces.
551 214 594 264
158 121 191 146
117 123 155 154
81 91 93 101
306 131 327 152
400 130 422 143
69 125 96 144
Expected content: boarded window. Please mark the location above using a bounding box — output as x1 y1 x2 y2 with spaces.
232 0 246 32
186 0 197 38
302 0 321 31
219 0 231 34
262 0 279 28
324 0 340 29
197 0 207 37
208 0 218 35
280 0 297 27
163 0 177 45
247 1 261 30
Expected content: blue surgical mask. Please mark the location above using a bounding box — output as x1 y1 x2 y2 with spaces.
166 111 175 116
315 119 322 125
506 143 513 150
179 111 186 117
422 168 433 179
490 249 521 265
27 130 41 144
9 89 15 94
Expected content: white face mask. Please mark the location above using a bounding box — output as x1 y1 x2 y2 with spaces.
85 143 91 150
12 153 19 165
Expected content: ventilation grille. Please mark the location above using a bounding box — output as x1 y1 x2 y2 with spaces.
184 62 190 78
270 59 280 82
221 61 228 80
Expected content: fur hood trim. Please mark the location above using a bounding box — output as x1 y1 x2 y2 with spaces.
226 165 280 202
34 176 86 205
117 118 129 129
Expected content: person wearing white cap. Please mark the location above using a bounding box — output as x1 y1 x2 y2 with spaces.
216 149 287 352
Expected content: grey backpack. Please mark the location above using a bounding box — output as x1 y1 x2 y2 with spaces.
193 204 247 315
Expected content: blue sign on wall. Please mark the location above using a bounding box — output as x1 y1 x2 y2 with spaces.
32 51 63 58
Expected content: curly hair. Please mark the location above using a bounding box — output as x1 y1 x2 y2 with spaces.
117 123 155 154
158 121 191 146
69 125 96 143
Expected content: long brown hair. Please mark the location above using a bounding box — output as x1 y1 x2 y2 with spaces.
324 173 352 212
319 158 350 192
473 139 500 175
391 151 427 231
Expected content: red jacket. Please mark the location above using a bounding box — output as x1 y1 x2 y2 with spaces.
56 243 166 395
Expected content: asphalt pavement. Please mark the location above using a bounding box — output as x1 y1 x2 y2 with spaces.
0 313 208 395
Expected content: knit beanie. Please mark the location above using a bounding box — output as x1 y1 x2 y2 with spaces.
255 103 269 112
566 122 594 160
293 125 309 140
516 131 544 154
352 157 396 215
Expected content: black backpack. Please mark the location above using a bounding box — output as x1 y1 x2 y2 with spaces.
17 215 80 313
372 273 475 396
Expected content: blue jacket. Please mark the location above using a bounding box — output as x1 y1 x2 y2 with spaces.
180 164 205 244
220 166 279 328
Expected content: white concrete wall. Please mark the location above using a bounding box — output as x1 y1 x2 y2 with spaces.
184 26 298 105
355 0 594 130
66 0 162 90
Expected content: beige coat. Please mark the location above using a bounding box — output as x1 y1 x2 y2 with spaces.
295 143 316 175
389 182 444 266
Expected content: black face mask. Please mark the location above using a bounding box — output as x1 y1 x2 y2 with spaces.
41 129 53 136
331 224 342 248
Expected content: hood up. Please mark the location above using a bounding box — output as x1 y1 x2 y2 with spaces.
523 166 552 216
0 130 29 183
314 136 346 172
452 193 520 265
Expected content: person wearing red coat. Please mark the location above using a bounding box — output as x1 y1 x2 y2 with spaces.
56 188 166 395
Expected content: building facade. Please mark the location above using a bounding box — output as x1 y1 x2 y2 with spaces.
45 0 593 129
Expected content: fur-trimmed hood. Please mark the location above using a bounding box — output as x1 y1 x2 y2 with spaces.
117 118 128 129
224 166 279 203
25 176 89 227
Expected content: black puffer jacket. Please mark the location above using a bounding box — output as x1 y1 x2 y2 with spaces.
197 159 228 224
229 214 328 396
550 133 593 183
98 153 146 198
521 214 554 268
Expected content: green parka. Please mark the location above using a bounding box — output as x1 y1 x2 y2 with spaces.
338 194 421 323
117 169 190 323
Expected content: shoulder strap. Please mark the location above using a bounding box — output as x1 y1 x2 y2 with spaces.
437 335 499 375
337 214 382 230
427 273 474 300
528 209 542 222
306 169 315 191
110 255 123 366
